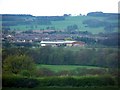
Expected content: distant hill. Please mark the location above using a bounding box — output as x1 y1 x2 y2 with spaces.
1 12 118 34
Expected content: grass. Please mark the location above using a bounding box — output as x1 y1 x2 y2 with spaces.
8 15 117 34
63 46 86 51
37 64 104 72
2 87 119 90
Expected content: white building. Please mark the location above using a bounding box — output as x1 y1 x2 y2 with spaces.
40 41 85 47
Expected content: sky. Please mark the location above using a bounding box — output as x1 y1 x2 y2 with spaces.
0 0 119 16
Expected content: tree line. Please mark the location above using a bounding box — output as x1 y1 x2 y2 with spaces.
2 15 65 26
2 47 119 68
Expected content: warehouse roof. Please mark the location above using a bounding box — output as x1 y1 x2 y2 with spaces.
40 41 76 44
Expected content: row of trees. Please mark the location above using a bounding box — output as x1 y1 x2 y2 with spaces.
75 32 119 46
82 19 117 32
2 15 65 26
3 47 119 68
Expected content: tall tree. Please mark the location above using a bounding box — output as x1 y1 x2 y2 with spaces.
3 55 36 75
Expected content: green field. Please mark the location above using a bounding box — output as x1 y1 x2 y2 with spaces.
51 16 105 33
37 65 105 72
8 15 117 34
2 87 119 90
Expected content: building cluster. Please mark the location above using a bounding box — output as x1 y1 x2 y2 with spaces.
2 30 87 47
2 30 108 47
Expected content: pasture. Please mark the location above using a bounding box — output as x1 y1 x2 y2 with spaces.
37 64 106 72
8 15 112 34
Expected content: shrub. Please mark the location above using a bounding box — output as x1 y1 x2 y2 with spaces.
3 55 36 75
3 75 116 88
57 70 71 76
2 75 39 88
19 70 31 77
38 76 116 87
36 68 55 77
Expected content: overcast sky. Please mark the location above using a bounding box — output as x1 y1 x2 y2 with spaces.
0 0 119 16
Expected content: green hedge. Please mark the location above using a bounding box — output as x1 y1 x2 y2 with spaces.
2 75 39 88
38 76 116 87
3 75 117 88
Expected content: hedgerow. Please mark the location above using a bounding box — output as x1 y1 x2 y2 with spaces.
38 76 116 87
2 75 39 88
3 75 117 88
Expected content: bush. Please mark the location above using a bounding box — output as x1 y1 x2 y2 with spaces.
71 68 108 76
38 76 116 87
19 70 31 77
2 75 39 88
3 75 117 88
36 68 55 77
3 55 36 75
75 76 115 87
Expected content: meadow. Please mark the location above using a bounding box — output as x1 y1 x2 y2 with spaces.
37 64 105 72
8 15 116 34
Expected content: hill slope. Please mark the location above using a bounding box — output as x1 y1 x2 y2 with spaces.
1 12 118 34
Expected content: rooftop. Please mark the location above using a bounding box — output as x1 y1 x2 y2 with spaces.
40 41 76 44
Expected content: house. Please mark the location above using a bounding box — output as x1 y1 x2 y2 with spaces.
40 41 85 47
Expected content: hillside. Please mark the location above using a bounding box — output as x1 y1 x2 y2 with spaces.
1 12 118 34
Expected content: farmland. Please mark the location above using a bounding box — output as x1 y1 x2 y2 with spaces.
2 12 119 89
2 12 118 34
2 47 119 89
37 64 106 72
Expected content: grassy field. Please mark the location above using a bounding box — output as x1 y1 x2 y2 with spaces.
51 16 105 33
37 64 105 72
9 15 115 34
2 87 119 90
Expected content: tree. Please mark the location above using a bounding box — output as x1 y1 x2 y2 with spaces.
3 55 36 75
66 24 78 32
63 14 71 17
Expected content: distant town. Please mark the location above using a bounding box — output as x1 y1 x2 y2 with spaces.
1 12 119 48
2 29 117 48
